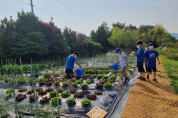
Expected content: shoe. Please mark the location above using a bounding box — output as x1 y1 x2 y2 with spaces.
137 76 142 79
152 79 158 82
140 77 146 81
125 78 130 84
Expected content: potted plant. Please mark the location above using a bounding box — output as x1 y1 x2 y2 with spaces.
86 80 92 84
72 82 78 88
104 82 112 88
54 81 60 86
81 83 88 90
61 91 71 98
96 74 103 79
49 91 58 98
51 97 61 106
62 80 69 87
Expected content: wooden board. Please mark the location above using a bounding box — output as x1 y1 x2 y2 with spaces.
87 106 107 118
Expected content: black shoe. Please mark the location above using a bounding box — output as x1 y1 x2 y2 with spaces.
125 78 130 84
140 77 146 81
137 76 142 79
152 79 158 82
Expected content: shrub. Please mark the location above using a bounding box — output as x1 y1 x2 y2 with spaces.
51 97 61 106
61 91 71 98
54 81 60 86
97 74 103 79
104 82 112 88
62 80 69 87
43 72 52 78
72 82 78 88
110 74 117 79
72 78 77 82
37 78 47 83
81 98 91 107
66 98 76 106
86 80 92 84
49 91 58 98
81 83 88 90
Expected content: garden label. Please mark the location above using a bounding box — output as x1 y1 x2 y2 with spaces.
87 106 107 118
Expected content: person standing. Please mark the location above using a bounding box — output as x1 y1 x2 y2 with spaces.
145 43 160 82
115 48 130 84
65 51 82 90
132 40 146 81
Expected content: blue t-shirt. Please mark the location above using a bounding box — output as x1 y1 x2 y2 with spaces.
145 50 159 67
135 47 145 62
66 54 77 70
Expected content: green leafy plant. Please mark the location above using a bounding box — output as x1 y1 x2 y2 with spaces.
103 75 108 79
81 98 91 107
110 74 117 79
76 80 82 84
97 74 104 79
49 91 58 98
51 97 61 106
62 80 69 86
81 83 88 90
54 81 60 86
66 98 76 106
61 91 71 98
4 88 13 101
37 78 48 83
86 80 92 84
104 82 112 88
72 82 78 88
43 72 52 78
72 78 77 82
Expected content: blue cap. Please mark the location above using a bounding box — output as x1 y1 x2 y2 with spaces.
115 48 120 54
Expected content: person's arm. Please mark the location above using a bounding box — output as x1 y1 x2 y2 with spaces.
75 61 82 68
115 60 120 64
157 57 160 65
134 48 143 57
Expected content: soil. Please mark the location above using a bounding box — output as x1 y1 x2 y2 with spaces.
122 59 178 118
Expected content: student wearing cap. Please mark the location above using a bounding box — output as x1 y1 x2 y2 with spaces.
65 51 82 90
132 40 146 81
115 48 130 84
145 43 160 82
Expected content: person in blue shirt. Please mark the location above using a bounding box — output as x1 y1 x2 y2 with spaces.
132 40 146 81
65 51 82 90
145 43 160 82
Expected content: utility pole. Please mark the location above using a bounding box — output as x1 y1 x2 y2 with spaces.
30 0 34 14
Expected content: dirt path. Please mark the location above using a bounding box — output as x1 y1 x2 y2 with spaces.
122 59 178 118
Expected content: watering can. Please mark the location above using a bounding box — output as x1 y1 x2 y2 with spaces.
76 67 84 77
112 63 119 70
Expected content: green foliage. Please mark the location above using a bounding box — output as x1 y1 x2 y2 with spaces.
43 72 52 78
97 74 104 79
61 91 71 98
0 100 10 118
104 82 112 88
76 80 82 84
161 56 178 94
37 78 47 82
51 97 61 106
86 80 92 84
66 98 76 106
110 74 117 79
4 88 13 101
62 80 69 87
49 91 58 98
81 98 91 107
72 78 77 82
103 75 108 79
72 82 78 88
54 81 60 86
158 47 178 60
81 83 88 90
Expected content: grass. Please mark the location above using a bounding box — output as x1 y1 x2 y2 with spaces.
160 55 178 94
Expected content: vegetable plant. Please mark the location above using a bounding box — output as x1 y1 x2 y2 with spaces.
72 82 78 88
103 75 108 79
61 91 71 98
76 80 82 84
51 97 61 106
97 74 103 79
110 74 117 79
81 98 91 107
43 72 52 78
72 78 77 82
81 83 88 90
86 80 92 84
54 81 60 86
66 98 76 106
49 91 58 98
104 82 112 88
62 80 69 87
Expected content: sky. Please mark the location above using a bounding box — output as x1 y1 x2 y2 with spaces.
0 0 178 36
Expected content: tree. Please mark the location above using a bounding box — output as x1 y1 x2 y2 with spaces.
112 22 125 29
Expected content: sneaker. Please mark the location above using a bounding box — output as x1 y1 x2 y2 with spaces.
137 76 142 79
125 78 130 84
140 77 146 81
152 79 158 82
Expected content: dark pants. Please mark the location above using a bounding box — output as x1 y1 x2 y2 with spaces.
65 69 73 79
137 62 145 72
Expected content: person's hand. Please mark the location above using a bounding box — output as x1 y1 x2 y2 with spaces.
126 63 129 67
158 62 160 65
132 51 135 55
